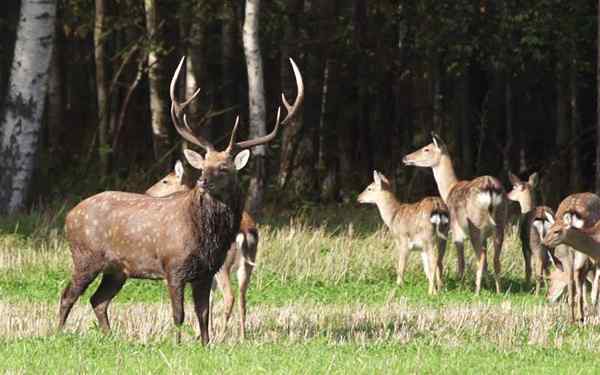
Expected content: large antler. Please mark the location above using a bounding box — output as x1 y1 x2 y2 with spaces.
169 56 214 151
230 58 304 151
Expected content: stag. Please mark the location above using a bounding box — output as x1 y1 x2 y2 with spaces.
403 133 507 294
58 57 303 344
146 160 259 340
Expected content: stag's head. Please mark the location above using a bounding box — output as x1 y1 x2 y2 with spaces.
402 132 448 168
357 171 392 204
507 171 538 205
145 161 190 197
542 211 585 248
169 56 303 199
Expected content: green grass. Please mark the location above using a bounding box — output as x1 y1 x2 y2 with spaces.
2 204 600 373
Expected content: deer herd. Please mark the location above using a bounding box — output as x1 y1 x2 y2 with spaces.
55 56 600 345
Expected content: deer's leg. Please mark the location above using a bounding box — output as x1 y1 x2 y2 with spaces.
191 275 212 346
395 239 409 286
533 250 544 296
166 276 186 344
574 268 585 322
58 267 101 331
469 229 486 295
90 271 127 334
436 239 447 291
592 266 600 308
237 262 253 340
492 225 504 294
215 269 234 335
424 245 439 295
454 241 465 282
522 241 532 287
567 261 576 323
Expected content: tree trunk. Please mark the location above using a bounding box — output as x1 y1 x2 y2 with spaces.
570 60 581 192
597 0 600 193
95 0 110 175
222 0 238 130
555 64 569 204
0 0 57 213
242 0 266 217
47 24 63 154
144 0 170 166
456 70 473 177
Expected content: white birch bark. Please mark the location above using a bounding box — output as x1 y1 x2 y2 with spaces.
243 0 266 216
0 0 57 213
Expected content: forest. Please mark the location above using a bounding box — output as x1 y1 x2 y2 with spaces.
3 0 600 372
1 0 598 214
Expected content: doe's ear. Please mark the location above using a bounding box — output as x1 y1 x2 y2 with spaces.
544 211 555 225
184 149 204 170
234 149 251 170
431 132 447 151
528 172 539 188
174 160 184 180
373 170 382 187
378 172 390 186
571 213 584 229
508 171 521 187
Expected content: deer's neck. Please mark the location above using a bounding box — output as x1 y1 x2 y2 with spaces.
432 154 458 203
374 192 401 229
565 230 600 259
518 194 534 214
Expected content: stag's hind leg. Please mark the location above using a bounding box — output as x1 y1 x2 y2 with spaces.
90 271 127 333
58 265 101 331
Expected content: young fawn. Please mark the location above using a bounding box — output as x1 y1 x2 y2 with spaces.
506 171 553 294
358 171 449 295
543 192 600 321
146 161 259 340
403 133 507 294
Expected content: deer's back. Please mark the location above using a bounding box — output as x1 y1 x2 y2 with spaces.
447 176 505 232
391 196 448 242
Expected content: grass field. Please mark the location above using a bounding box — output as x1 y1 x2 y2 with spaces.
1 204 600 373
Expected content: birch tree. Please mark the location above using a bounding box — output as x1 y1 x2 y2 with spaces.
243 0 266 216
0 0 57 213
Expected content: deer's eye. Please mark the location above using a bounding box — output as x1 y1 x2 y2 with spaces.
424 148 429 152
162 180 168 184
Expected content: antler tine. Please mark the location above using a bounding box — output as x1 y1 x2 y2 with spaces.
225 116 241 152
280 58 304 125
169 56 213 151
232 58 302 151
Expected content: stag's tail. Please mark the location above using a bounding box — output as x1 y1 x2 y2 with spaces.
475 176 504 226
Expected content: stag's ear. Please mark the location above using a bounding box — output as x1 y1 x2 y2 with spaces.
184 149 205 170
544 211 555 224
508 171 521 187
431 132 447 151
234 149 251 170
528 172 539 188
174 160 184 180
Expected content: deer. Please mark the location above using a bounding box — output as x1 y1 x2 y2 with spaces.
402 133 507 294
145 160 259 340
506 171 553 294
543 192 600 322
358 171 449 294
57 56 303 344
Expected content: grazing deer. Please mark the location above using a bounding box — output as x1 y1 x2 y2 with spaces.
58 57 303 344
543 192 600 321
403 133 507 294
358 171 449 294
546 245 596 310
507 171 553 294
146 160 259 340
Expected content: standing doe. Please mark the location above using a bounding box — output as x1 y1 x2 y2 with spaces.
506 171 553 294
358 171 449 294
58 57 303 344
146 160 259 340
403 133 507 294
543 192 600 321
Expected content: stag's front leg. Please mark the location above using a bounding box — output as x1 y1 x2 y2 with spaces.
192 275 212 345
166 275 185 344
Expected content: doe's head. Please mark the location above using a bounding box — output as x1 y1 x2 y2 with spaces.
542 211 584 248
507 171 538 204
357 171 392 204
402 132 447 168
145 161 190 197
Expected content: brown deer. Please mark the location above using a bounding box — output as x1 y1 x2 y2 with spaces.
543 192 600 321
146 160 259 340
358 171 449 294
57 56 303 344
506 171 553 294
403 133 507 294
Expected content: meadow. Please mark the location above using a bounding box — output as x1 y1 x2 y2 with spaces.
1 203 600 374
